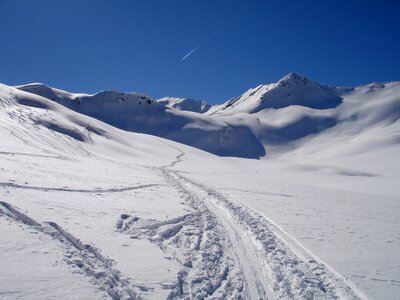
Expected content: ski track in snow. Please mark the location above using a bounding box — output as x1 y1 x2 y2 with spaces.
171 172 367 299
122 145 367 299
0 201 140 300
118 169 247 299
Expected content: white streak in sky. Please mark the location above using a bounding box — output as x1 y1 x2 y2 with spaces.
182 45 201 61
181 1 258 61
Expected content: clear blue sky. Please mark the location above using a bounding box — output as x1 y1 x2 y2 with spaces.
0 0 399 103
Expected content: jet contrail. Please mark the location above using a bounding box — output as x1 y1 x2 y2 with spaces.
181 45 201 61
181 1 258 61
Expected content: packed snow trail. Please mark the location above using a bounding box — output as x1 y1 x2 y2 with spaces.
164 169 272 299
143 145 368 299
0 201 140 300
119 167 249 299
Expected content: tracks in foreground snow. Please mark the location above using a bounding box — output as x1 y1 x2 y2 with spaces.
0 139 367 299
126 144 367 299
119 168 247 299
164 169 272 299
0 201 139 300
169 172 366 299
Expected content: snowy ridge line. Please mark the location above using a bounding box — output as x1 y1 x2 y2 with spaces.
173 173 365 299
0 201 141 300
224 191 369 300
0 182 163 193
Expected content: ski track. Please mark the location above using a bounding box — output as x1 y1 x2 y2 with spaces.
0 201 141 300
118 168 247 299
0 182 163 193
172 172 368 299
131 145 367 299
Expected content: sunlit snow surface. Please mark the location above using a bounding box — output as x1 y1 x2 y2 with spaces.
0 75 399 299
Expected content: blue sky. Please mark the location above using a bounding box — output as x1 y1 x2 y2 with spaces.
0 0 399 103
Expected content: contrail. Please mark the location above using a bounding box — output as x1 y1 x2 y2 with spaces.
182 45 201 61
181 1 258 61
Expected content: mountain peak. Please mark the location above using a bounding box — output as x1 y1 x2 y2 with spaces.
213 73 343 114
278 73 311 86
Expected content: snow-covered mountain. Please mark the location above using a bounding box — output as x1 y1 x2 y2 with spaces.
14 83 265 158
11 73 400 160
1 74 400 299
157 97 212 113
210 73 343 115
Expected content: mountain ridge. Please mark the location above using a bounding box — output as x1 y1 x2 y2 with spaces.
5 73 399 159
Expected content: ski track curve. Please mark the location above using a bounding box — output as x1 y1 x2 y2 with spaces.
0 201 141 300
151 144 367 299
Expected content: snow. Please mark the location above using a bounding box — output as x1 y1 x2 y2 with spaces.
12 83 264 158
208 73 342 115
0 216 104 300
157 97 212 113
174 158 400 299
1 73 399 299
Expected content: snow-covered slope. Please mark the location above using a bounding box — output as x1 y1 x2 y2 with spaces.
157 97 212 113
14 74 400 161
1 76 400 299
209 74 400 151
210 73 342 115
14 83 265 158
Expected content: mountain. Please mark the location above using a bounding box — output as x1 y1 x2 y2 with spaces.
157 97 212 113
12 83 265 158
7 73 400 160
210 73 343 115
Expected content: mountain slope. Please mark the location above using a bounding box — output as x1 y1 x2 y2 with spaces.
157 97 212 113
12 73 400 161
210 73 343 115
13 83 265 158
